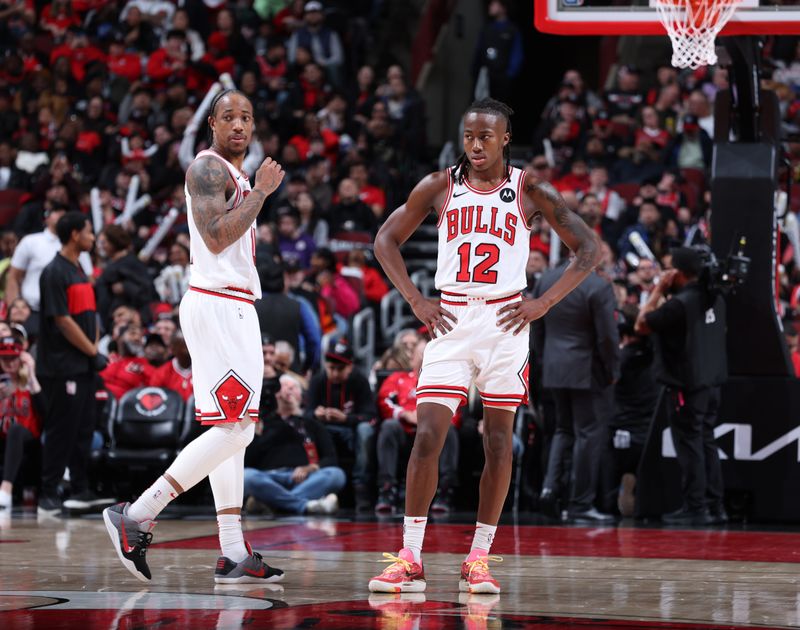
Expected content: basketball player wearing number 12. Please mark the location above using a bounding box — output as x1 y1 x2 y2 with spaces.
369 98 602 594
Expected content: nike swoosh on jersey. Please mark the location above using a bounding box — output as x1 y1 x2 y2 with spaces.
453 191 469 198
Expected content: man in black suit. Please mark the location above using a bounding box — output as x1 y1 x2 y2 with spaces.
533 258 620 524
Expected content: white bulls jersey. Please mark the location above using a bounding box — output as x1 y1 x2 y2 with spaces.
435 165 530 298
185 149 261 299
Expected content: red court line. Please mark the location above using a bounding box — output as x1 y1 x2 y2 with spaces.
156 522 800 563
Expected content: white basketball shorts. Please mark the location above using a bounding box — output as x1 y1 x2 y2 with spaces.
417 291 530 414
180 287 262 425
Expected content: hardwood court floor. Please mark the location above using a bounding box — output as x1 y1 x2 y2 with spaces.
1 508 799 628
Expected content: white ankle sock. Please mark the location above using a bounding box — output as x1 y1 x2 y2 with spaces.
470 521 497 555
218 514 248 562
127 476 178 523
403 516 427 563
0 489 11 508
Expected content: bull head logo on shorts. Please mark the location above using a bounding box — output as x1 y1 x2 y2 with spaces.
212 371 254 421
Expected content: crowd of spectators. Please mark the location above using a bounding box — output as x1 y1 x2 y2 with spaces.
0 0 799 519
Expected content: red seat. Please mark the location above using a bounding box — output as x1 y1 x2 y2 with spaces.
680 168 706 192
331 230 373 244
611 182 640 205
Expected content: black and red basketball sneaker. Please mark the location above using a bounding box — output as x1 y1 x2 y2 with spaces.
103 502 155 582
214 542 285 584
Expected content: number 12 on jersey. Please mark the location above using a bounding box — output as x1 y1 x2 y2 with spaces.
455 243 500 284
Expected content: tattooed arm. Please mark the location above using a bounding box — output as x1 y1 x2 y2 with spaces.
187 155 284 255
496 177 603 334
526 178 602 305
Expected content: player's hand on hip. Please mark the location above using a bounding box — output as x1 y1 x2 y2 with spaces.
254 157 285 195
410 297 456 339
496 297 548 335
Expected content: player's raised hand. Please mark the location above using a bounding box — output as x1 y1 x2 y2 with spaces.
411 297 457 339
496 297 549 335
254 157 285 195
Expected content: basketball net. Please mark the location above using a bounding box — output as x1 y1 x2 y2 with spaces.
655 0 743 68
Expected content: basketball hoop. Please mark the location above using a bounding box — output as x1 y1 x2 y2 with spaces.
655 0 743 69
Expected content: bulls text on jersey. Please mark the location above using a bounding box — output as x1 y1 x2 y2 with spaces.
444 205 518 246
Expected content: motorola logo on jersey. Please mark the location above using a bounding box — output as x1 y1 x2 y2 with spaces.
445 205 517 245
499 188 516 203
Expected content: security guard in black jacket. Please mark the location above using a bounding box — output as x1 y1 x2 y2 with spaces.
635 247 727 525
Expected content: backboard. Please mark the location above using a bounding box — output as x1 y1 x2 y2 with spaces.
534 0 800 35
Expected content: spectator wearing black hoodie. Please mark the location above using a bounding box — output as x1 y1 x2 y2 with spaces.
307 339 376 512
328 178 377 236
95 225 157 332
255 261 321 374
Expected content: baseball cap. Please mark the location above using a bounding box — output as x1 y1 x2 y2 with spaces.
9 323 27 345
594 110 611 126
0 336 22 357
304 1 323 12
683 114 700 131
145 333 166 348
325 339 353 365
670 246 703 277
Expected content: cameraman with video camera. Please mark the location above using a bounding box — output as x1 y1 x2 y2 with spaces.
635 246 727 525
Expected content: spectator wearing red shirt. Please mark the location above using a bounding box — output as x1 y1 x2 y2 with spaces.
0 338 42 509
149 330 193 401
107 34 141 83
374 341 460 513
256 40 288 82
654 170 687 212
341 249 389 306
553 159 590 195
145 29 196 91
273 0 305 36
586 164 626 222
635 105 671 152
201 32 235 78
311 247 360 319
100 322 154 400
50 27 106 84
288 111 339 164
349 161 386 220
40 0 80 40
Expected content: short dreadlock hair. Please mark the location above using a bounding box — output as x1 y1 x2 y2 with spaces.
452 98 514 185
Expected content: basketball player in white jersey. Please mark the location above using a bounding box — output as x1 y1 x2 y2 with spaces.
368 98 602 594
103 90 286 584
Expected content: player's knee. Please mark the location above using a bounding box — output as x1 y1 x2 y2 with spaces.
237 420 256 447
484 427 513 459
217 419 256 449
412 424 445 459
